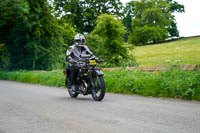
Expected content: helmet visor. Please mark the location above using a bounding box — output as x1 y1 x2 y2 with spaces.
75 39 84 45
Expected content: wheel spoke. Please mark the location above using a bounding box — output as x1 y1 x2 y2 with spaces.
91 75 105 101
94 76 102 97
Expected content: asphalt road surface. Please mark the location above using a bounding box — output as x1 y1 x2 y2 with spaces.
0 80 200 133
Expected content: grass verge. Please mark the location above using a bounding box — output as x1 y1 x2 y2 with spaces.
0 70 200 101
0 71 65 87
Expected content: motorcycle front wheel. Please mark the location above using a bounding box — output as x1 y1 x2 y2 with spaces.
66 77 79 98
68 86 79 98
91 75 105 101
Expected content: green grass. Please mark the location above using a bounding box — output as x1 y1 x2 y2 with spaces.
0 70 65 87
1 70 200 101
104 70 200 100
131 37 200 66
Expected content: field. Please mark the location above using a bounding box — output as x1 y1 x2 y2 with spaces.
131 37 200 66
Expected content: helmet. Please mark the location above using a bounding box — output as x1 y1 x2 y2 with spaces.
74 33 85 46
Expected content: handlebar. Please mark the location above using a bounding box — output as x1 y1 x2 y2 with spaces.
96 58 104 63
81 54 91 58
71 57 103 67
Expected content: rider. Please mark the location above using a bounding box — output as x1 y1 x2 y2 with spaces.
65 33 95 90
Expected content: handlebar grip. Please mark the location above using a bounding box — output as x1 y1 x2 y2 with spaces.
96 59 104 63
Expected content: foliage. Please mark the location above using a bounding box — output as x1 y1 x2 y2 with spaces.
129 25 169 45
122 1 135 41
0 0 184 70
167 0 184 37
58 19 76 46
122 0 184 42
1 69 200 101
0 0 29 41
131 37 200 66
128 0 172 45
0 70 65 87
104 70 200 100
87 14 130 65
168 0 184 13
0 0 29 69
54 0 123 33
0 44 9 70
0 0 75 70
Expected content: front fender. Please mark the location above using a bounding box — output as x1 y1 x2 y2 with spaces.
95 70 104 76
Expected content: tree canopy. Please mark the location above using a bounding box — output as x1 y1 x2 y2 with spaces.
87 14 128 65
128 0 184 45
54 0 123 33
123 0 184 42
167 0 184 37
0 0 75 70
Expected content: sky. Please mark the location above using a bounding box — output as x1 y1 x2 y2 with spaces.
121 0 200 37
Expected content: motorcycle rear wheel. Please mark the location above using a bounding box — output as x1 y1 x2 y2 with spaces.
91 75 105 101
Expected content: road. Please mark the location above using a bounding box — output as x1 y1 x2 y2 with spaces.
0 80 200 133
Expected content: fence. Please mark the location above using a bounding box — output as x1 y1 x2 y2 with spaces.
102 64 199 72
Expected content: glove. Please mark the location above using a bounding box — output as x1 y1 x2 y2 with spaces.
96 58 104 63
89 55 96 60
69 59 77 64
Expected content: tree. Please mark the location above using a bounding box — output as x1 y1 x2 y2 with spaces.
128 0 173 45
87 14 128 65
0 0 29 42
167 0 184 37
122 1 135 41
123 0 184 40
54 0 123 33
24 0 76 70
123 0 184 41
0 0 75 70
0 44 8 69
0 0 30 69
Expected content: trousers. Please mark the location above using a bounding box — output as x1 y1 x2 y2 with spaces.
65 65 79 86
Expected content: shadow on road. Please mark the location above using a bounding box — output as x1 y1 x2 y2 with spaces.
56 96 95 102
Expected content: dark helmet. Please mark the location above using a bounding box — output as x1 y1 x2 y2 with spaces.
74 33 85 46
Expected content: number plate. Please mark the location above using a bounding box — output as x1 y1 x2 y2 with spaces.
89 60 96 65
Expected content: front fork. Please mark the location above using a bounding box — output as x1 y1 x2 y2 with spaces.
88 69 104 90
88 71 95 89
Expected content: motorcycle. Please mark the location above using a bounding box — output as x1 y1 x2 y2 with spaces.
64 54 105 101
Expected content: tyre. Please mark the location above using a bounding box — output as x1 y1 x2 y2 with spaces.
91 75 105 101
66 77 79 98
68 86 79 98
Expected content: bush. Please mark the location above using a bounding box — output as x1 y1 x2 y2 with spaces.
128 25 168 45
87 14 131 65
